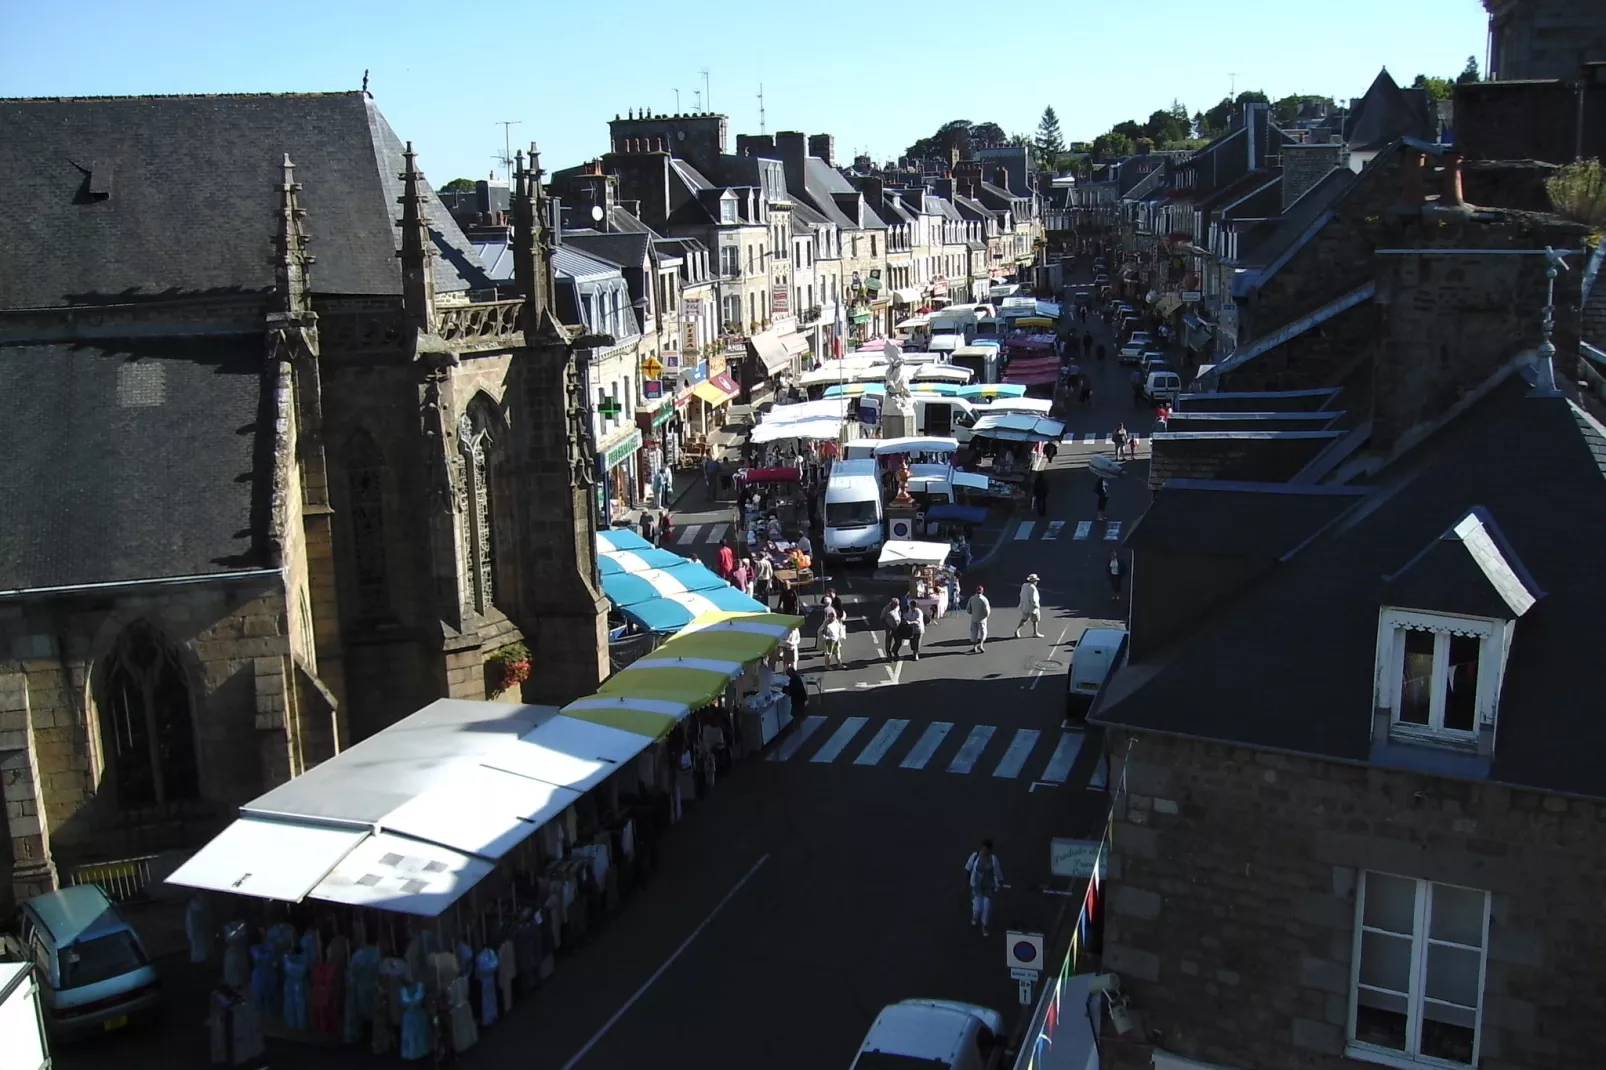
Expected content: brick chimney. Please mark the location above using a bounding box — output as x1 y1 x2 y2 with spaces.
808 133 835 167
991 168 1010 192
1280 143 1347 211
774 131 807 197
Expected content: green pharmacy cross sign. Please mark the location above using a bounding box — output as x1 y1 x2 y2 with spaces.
598 396 622 418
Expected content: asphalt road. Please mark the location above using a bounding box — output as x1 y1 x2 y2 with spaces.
59 271 1152 1070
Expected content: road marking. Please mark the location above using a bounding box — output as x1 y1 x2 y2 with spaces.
1042 520 1065 541
1014 521 1035 541
810 716 869 763
1073 521 1092 541
1025 624 1072 691
705 523 728 544
900 722 953 769
560 853 770 1070
992 728 1042 778
853 719 910 766
947 725 996 774
1037 732 1085 783
767 715 826 762
888 661 903 686
1104 521 1123 541
676 524 702 546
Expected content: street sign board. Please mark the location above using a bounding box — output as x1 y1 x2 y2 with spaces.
1180 290 1202 302
1010 967 1041 981
1018 979 1035 1005
1006 931 1044 971
1050 838 1100 879
640 355 664 379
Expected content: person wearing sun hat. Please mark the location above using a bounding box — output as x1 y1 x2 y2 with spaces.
967 585 992 653
1014 573 1042 639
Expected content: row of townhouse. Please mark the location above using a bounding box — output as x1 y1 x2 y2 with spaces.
1044 8 1606 1068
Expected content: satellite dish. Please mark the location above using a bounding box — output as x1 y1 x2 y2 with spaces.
591 205 605 223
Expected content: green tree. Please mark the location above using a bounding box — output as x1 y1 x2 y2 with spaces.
1134 137 1154 155
1143 108 1190 146
1411 74 1455 102
1092 132 1133 159
1111 119 1145 142
1200 90 1270 138
1035 106 1066 163
1456 55 1481 84
1273 94 1335 124
970 122 1007 147
1545 158 1606 229
441 177 476 193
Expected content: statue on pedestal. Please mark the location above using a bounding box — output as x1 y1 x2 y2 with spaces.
881 340 917 440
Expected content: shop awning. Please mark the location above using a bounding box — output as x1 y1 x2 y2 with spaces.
377 765 581 862
619 587 768 633
308 832 495 918
878 540 953 569
780 332 810 358
892 288 923 304
748 330 793 375
165 815 370 903
602 565 726 607
692 373 739 406
635 399 675 431
598 547 689 575
598 529 654 553
482 715 655 795
958 383 1028 400
969 412 1066 442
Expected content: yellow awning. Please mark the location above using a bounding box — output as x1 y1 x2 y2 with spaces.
645 629 786 665
692 379 737 406
560 694 690 739
677 612 806 638
598 666 734 709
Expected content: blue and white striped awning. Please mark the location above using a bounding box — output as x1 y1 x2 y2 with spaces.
597 529 654 553
599 547 695 575
620 588 768 633
602 565 727 607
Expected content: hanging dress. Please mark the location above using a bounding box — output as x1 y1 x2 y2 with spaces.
281 950 310 1032
496 938 516 1013
310 958 342 1035
346 944 382 1045
185 895 214 965
222 921 252 991
398 981 432 1061
447 974 478 1052
248 943 280 1017
474 946 499 1028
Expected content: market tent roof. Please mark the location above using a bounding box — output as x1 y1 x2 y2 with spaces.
620 587 768 632
308 832 495 918
377 765 581 861
601 564 725 607
598 528 654 553
912 365 973 383
970 412 1066 442
598 547 693 575
878 540 953 568
779 331 810 357
165 816 370 903
874 436 959 456
857 339 888 351
560 694 687 739
1003 358 1061 387
895 316 930 330
952 471 991 490
748 329 792 375
598 663 735 710
821 382 883 398
958 383 1027 400
659 627 796 664
927 503 989 524
676 611 806 639
749 398 851 444
893 287 923 303
483 715 655 794
983 397 1055 414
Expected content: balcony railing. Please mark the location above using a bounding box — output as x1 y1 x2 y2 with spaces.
798 305 822 325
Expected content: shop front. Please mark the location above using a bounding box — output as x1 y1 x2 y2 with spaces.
742 329 795 406
597 425 643 524
635 391 678 504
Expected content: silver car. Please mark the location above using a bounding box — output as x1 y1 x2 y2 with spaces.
14 885 160 1039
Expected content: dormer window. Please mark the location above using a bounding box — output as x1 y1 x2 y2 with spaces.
1372 509 1542 756
720 198 736 224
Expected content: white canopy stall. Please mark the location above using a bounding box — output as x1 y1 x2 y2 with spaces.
748 398 853 443
968 411 1066 442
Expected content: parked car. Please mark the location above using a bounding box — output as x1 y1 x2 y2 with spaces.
11 886 160 1040
1093 258 1108 272
1118 332 1153 361
1065 627 1129 724
850 999 1006 1069
1140 352 1172 375
1093 273 1109 286
1144 368 1183 405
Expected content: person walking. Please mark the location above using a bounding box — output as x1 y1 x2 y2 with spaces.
821 609 847 668
1081 333 1091 358
733 558 753 597
1095 343 1106 364
824 587 846 623
1108 550 1125 601
880 597 904 661
1044 439 1059 464
1112 423 1128 461
753 554 774 602
717 540 736 581
967 585 992 654
1079 378 1093 406
1032 471 1049 517
902 597 925 660
639 510 655 545
1013 573 1042 639
703 456 721 502
776 578 801 617
1130 369 1145 407
965 840 1004 936
1095 477 1110 522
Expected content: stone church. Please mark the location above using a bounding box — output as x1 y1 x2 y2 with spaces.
0 92 609 906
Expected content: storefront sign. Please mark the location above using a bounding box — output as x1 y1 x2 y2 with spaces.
1180 291 1202 303
642 378 664 400
601 427 643 470
771 287 791 315
1050 839 1101 879
640 355 664 380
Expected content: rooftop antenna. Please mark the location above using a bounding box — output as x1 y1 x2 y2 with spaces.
674 88 681 113
361 69 369 95
1530 247 1570 397
758 84 766 135
693 89 702 112
1228 72 1238 98
496 121 522 185
701 68 711 112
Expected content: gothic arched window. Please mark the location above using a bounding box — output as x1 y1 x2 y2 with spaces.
459 396 502 615
100 623 200 810
345 430 390 620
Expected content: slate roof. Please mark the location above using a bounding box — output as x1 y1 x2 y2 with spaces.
0 92 490 308
1093 372 1606 798
1383 507 1542 620
563 232 652 273
1345 70 1435 152
1237 166 1358 274
0 337 270 590
1124 481 1368 559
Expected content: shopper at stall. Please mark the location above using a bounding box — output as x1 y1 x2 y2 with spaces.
753 553 774 602
967 586 992 654
732 557 753 597
717 540 736 581
1014 573 1042 639
902 596 926 660
639 510 655 544
824 587 846 622
965 839 1005 936
776 578 801 617
659 508 673 545
880 597 904 660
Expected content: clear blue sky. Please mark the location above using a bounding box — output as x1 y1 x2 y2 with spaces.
1 0 1488 184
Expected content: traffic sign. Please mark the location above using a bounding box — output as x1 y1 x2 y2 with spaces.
1006 930 1044 971
1010 967 1041 981
640 355 664 379
1050 838 1101 879
1018 979 1035 1005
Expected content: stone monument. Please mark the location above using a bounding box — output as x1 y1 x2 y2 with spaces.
881 339 917 440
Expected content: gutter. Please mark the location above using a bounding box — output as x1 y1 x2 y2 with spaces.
0 567 284 602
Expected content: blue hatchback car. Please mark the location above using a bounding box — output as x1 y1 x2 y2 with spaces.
16 885 160 1039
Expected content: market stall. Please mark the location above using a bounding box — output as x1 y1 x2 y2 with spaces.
748 398 852 444
957 383 1028 401
969 412 1066 442
877 540 957 622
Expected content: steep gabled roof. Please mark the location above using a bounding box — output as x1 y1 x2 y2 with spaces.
0 92 489 308
1384 507 1542 619
1345 69 1435 152
1093 372 1606 798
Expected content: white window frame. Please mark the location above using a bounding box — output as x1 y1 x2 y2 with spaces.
1373 608 1505 748
1348 872 1491 1069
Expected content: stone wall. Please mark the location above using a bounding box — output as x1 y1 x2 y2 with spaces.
1453 80 1583 166
1099 729 1606 1070
1282 144 1347 212
1147 431 1343 490
1224 301 1378 395
1487 0 1606 81
0 578 298 908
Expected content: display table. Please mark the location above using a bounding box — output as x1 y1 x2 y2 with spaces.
739 689 794 751
911 585 949 623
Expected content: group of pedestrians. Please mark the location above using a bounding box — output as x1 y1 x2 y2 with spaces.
878 597 927 661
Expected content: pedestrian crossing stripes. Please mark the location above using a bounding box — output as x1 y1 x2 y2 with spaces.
675 523 701 546
772 719 1097 785
1013 521 1035 541
1020 518 1125 542
1059 432 1145 445
1104 521 1123 541
810 716 868 763
1042 520 1065 541
705 522 729 544
1072 521 1093 541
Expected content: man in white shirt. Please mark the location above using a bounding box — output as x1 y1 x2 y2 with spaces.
1013 573 1042 638
965 839 1004 936
967 586 991 653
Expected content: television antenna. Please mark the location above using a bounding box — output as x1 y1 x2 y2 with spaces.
701 68 711 112
673 88 680 113
495 120 522 184
1228 72 1237 98
693 89 702 111
758 84 766 135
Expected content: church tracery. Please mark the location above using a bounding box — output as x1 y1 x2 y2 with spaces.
459 395 502 615
98 623 200 811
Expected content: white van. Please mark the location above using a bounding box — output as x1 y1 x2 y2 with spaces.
1144 369 1182 406
927 335 962 361
951 345 999 385
929 307 980 342
1065 626 1128 724
913 395 973 438
823 459 884 561
850 999 1005 1070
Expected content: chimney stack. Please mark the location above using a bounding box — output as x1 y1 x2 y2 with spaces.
992 167 1010 192
808 133 835 166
